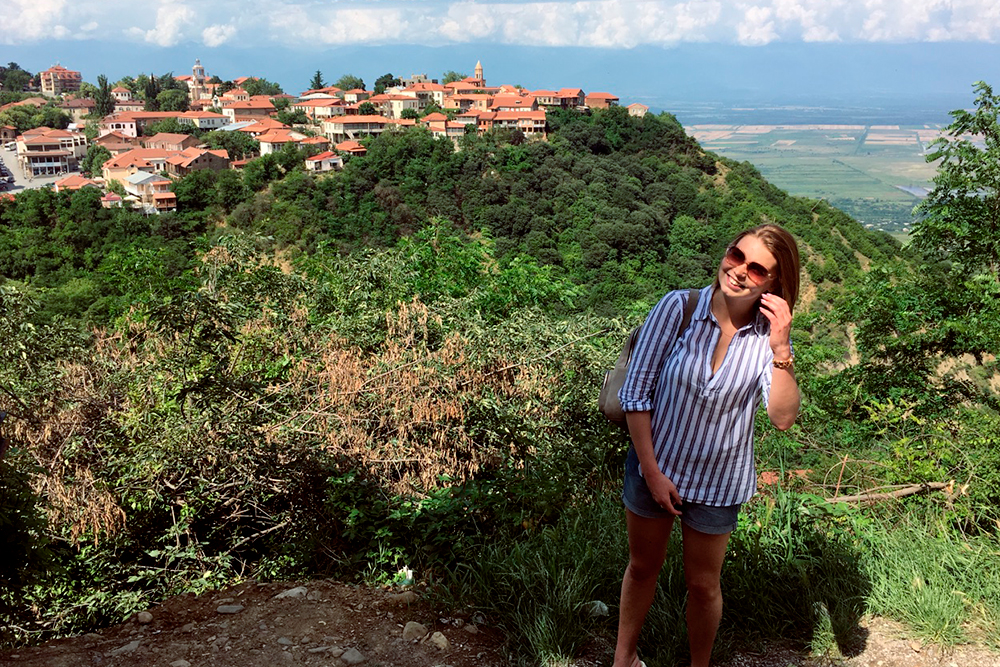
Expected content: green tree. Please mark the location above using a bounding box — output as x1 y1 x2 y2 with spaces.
243 153 282 191
358 101 377 116
333 74 365 91
0 91 28 107
202 130 259 161
830 82 1000 417
373 73 401 95
144 74 161 110
421 102 449 118
242 78 283 97
143 117 198 136
0 63 31 94
157 72 187 92
156 88 189 112
32 105 71 130
309 70 325 90
172 169 219 211
400 108 420 120
0 103 68 132
274 142 312 173
916 80 1000 280
131 74 147 97
78 81 98 99
442 71 467 85
215 169 248 210
80 144 111 177
277 108 309 125
94 74 115 117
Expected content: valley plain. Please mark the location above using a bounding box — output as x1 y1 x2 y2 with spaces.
685 123 946 236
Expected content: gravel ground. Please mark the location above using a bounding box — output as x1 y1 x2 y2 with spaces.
1 580 996 667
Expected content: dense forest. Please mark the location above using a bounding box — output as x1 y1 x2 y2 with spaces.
1 86 998 665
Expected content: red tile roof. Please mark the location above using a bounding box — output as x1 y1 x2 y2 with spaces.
406 82 447 92
96 130 135 143
0 97 47 112
103 148 174 169
61 98 96 109
256 130 301 144
165 147 230 168
294 99 345 108
490 95 536 110
222 99 275 110
305 150 339 162
335 140 366 153
181 110 226 119
144 132 196 145
325 115 390 124
494 110 546 121
55 174 100 190
237 119 289 134
300 86 344 96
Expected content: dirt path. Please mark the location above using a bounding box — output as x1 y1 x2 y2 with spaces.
1 580 996 667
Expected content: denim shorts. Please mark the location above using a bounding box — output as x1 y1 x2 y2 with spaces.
622 446 741 535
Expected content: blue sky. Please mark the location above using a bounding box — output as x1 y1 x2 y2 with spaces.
4 0 1000 120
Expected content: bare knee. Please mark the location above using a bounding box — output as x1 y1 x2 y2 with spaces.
626 556 664 584
685 574 722 605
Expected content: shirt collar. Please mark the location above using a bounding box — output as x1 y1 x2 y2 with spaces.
697 284 770 335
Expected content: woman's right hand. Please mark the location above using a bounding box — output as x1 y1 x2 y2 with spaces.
625 411 684 516
645 468 683 516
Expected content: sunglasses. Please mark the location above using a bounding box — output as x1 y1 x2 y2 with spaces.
723 245 776 284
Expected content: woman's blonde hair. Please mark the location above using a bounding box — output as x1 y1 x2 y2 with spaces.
722 224 801 312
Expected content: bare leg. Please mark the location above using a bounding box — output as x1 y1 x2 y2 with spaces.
613 509 675 667
681 523 731 667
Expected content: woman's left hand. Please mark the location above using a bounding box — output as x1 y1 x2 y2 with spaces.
759 292 793 358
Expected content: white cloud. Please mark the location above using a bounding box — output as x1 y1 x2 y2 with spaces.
737 6 778 45
802 24 839 42
0 0 68 44
202 23 237 47
263 4 411 44
440 2 498 41
140 2 196 47
4 0 1000 48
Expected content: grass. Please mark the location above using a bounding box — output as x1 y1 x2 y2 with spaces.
440 486 1000 665
861 517 1000 648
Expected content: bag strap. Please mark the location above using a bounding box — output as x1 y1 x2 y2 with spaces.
626 287 701 366
676 287 700 346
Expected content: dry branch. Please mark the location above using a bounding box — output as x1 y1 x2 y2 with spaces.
827 481 953 504
226 520 290 552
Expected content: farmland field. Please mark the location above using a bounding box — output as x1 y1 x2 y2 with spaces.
686 124 945 233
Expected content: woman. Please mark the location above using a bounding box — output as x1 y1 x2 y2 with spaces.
613 224 801 667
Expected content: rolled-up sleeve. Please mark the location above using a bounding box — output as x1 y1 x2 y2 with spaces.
759 338 794 409
618 290 685 413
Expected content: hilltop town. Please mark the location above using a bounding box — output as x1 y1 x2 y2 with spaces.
0 60 648 213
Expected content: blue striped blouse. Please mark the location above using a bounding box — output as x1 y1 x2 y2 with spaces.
618 285 776 506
